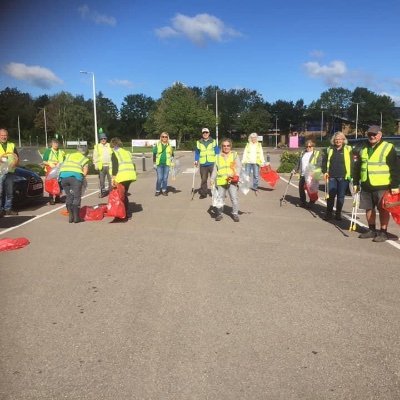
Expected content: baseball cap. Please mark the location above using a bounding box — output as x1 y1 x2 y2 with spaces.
202 128 210 133
367 125 381 135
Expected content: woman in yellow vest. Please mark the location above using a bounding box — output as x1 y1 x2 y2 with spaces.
152 132 174 196
59 146 89 223
110 137 137 222
210 138 242 222
42 138 66 204
322 132 353 220
241 132 266 192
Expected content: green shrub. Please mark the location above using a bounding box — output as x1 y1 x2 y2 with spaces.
277 151 300 173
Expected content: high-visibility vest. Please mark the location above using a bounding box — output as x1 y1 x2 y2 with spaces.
196 139 217 164
360 141 393 186
45 149 65 170
93 143 112 170
216 152 238 186
0 142 17 172
326 145 352 180
60 152 88 175
155 142 173 166
113 148 137 183
243 142 263 165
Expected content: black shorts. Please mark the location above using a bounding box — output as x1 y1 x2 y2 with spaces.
359 189 386 210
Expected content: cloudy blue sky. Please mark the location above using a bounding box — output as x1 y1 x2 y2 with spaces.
1 0 399 108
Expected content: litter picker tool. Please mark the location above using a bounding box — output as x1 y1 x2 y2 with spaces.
349 191 360 231
324 176 329 200
191 167 197 200
279 171 294 206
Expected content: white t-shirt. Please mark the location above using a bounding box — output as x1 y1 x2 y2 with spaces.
301 151 313 176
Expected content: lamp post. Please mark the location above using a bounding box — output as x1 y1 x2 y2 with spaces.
275 115 279 149
80 70 98 145
380 112 383 129
39 107 48 147
320 110 324 142
215 89 219 146
352 102 365 139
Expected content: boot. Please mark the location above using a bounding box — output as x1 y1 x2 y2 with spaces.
323 211 333 221
66 205 74 223
335 211 342 221
73 206 83 223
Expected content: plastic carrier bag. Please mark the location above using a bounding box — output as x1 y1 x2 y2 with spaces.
304 164 320 201
382 191 400 225
79 205 106 221
45 178 61 196
260 164 280 188
211 185 224 208
0 237 30 252
106 184 126 219
238 170 251 195
46 164 61 180
170 158 181 181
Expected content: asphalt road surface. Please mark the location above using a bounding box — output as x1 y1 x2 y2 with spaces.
1 150 400 399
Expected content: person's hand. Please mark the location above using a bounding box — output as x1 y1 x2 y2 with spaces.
353 185 359 193
391 188 400 195
153 163 157 170
324 173 329 181
210 180 215 187
194 161 198 167
112 178 117 188
291 169 296 174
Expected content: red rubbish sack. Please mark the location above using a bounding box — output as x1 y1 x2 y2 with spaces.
260 165 280 188
79 206 105 221
0 237 30 252
106 185 126 219
304 182 319 202
382 191 400 225
45 178 60 196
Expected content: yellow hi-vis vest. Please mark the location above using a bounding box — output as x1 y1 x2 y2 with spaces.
93 143 112 170
45 149 66 169
216 152 238 186
326 145 352 180
155 142 173 166
360 141 393 186
113 148 137 183
0 142 17 172
196 139 217 164
60 152 88 175
243 142 264 165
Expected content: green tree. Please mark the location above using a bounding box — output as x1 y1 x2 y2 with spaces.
96 92 120 137
145 83 215 147
238 104 271 134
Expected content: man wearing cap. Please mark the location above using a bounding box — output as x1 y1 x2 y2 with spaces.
353 125 400 242
93 132 113 197
194 128 220 199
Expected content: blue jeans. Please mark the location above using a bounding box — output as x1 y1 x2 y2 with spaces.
245 163 260 190
156 165 170 192
327 177 349 213
1 173 15 211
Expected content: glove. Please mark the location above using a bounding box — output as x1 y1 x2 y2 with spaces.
391 188 400 195
353 185 359 193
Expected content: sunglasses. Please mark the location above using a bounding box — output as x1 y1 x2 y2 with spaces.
306 145 313 148
161 136 168 138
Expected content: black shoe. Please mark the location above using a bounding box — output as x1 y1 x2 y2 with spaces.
55 196 61 203
373 231 388 242
323 212 333 221
232 214 240 222
215 214 223 221
335 212 342 221
199 194 207 199
5 210 18 216
155 191 161 197
110 217 128 223
358 229 376 239
161 191 168 196
72 206 83 223
49 198 55 205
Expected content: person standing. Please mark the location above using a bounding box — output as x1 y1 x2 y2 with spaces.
241 132 266 192
194 128 220 199
353 125 400 242
211 138 241 222
42 138 65 204
153 132 174 196
322 132 353 220
59 146 89 223
0 128 19 216
93 132 113 198
293 139 322 208
110 137 137 222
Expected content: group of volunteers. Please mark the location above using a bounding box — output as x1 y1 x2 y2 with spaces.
1 124 399 241
293 125 400 242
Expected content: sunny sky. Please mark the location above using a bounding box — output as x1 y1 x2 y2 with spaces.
1 0 400 109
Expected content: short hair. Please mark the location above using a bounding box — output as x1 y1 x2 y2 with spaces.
248 132 258 141
109 137 123 148
221 138 232 146
160 132 169 139
305 139 315 147
330 131 348 145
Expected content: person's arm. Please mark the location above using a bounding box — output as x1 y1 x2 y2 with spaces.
82 164 89 176
387 147 400 190
194 143 200 164
92 145 99 167
111 153 118 177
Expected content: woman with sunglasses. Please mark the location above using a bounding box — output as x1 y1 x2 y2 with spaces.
210 138 241 222
153 132 174 196
293 139 322 208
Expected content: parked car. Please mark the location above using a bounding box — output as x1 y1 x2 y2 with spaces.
10 167 44 205
348 136 400 159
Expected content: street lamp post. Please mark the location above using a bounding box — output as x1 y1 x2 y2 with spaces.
215 89 219 146
380 112 383 129
80 71 98 145
352 102 365 139
320 110 324 142
275 115 278 149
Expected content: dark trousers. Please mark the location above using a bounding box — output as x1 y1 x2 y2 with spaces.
326 177 349 213
120 180 133 217
61 177 83 207
299 176 306 204
199 164 214 196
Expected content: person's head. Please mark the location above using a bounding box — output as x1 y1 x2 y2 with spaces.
330 131 347 148
201 128 210 139
0 129 9 143
99 132 108 143
366 125 382 146
248 132 258 143
221 138 232 154
109 137 123 149
51 139 59 150
305 140 315 152
160 132 169 143
76 145 88 156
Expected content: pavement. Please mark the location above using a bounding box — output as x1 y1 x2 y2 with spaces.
1 150 400 399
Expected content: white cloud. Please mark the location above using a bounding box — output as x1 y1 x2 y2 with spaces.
4 62 63 89
109 79 134 88
303 60 347 86
155 13 241 45
380 92 400 106
78 4 116 27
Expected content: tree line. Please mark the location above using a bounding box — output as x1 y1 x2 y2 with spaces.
0 84 397 147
